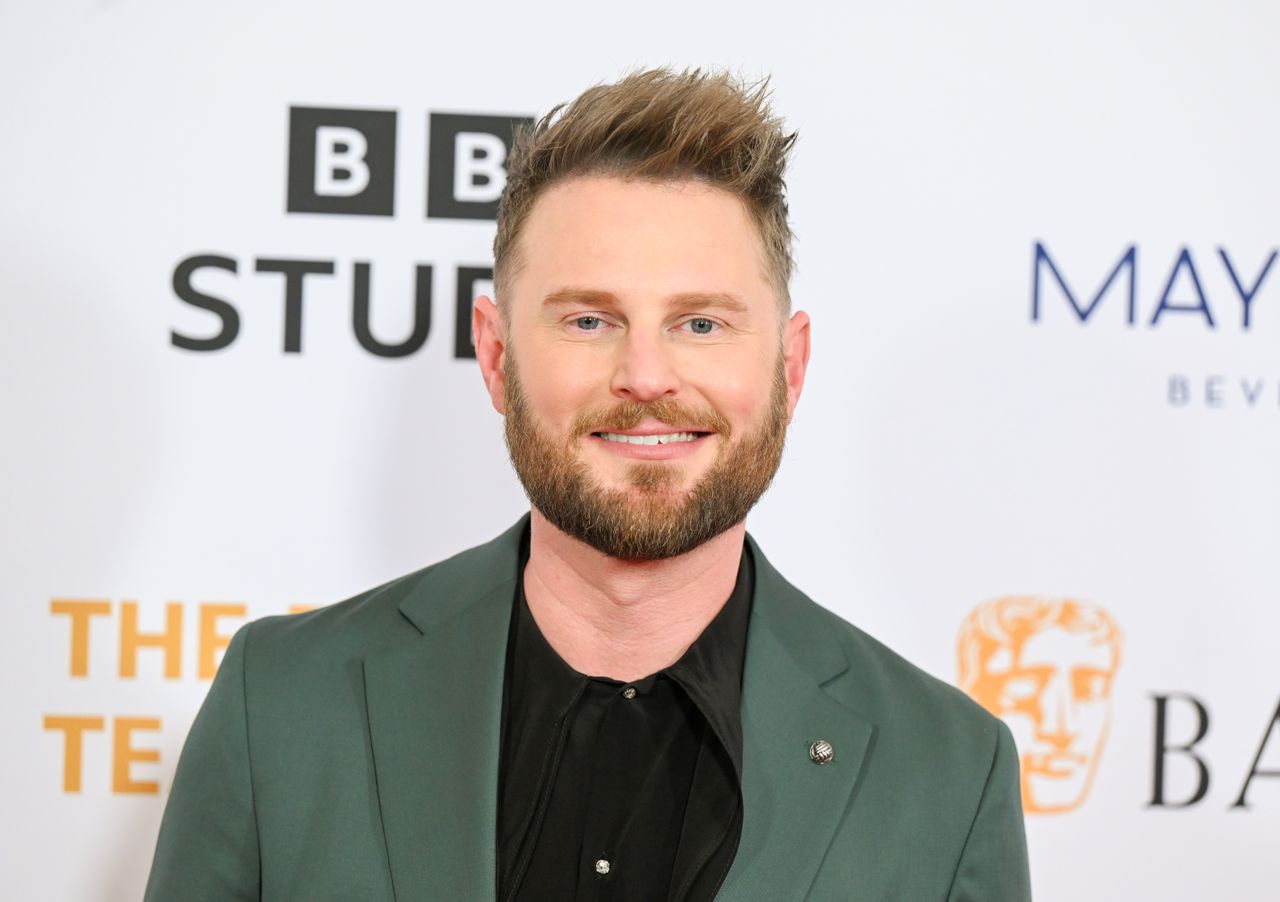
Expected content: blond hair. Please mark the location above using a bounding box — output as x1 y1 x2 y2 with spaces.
493 67 797 308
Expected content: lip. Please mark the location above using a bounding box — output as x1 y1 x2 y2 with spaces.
587 431 713 460
590 419 712 436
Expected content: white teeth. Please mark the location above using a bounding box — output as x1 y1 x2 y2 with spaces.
598 432 700 445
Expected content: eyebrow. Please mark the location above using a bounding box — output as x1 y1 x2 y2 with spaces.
541 288 618 310
541 288 750 314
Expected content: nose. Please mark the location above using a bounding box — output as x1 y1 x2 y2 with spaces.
609 329 681 402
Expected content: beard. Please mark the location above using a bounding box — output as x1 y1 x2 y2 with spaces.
503 354 790 561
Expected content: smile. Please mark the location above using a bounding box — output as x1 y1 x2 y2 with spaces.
596 432 703 445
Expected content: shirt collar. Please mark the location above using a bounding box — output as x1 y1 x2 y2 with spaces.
508 537 753 777
661 545 751 778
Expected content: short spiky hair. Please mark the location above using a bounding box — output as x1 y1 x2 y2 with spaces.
493 67 797 309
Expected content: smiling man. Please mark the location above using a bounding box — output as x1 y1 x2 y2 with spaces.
145 70 1032 902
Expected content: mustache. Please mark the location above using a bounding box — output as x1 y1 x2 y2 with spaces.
570 399 732 438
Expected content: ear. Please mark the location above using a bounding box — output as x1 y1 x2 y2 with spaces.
781 310 811 421
472 294 507 414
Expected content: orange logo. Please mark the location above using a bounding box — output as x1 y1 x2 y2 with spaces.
957 597 1122 814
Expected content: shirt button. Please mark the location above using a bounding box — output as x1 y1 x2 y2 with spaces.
621 686 636 699
595 859 611 875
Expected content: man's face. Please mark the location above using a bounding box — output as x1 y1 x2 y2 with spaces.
477 175 809 560
971 626 1117 813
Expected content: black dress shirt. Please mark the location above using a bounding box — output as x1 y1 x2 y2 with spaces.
497 544 753 902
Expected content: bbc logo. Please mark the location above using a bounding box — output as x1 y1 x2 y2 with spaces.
286 106 533 219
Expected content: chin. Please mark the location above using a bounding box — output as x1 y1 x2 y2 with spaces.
618 482 695 501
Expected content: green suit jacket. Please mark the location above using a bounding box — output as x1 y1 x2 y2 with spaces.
145 518 1031 901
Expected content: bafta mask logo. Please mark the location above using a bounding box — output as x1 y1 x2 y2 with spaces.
957 597 1122 814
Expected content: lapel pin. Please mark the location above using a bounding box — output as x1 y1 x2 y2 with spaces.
808 739 835 764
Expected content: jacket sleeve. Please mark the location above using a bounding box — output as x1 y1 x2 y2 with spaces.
144 623 261 902
947 720 1033 902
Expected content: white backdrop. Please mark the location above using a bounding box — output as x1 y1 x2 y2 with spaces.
2 2 1278 899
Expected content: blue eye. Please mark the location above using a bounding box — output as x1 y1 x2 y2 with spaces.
574 316 603 331
687 318 716 335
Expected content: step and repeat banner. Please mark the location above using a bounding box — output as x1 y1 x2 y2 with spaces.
2 2 1277 900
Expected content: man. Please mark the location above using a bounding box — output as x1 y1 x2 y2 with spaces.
146 69 1032 901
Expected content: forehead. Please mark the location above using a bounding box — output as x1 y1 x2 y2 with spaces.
506 175 776 312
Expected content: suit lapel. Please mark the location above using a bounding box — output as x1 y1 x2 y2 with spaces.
363 521 525 902
358 522 874 901
717 540 875 902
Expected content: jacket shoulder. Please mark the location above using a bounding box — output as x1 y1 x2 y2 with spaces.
752 547 1002 757
829 609 998 742
241 519 526 671
244 562 430 664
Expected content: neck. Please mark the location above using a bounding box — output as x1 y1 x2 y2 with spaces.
522 509 746 682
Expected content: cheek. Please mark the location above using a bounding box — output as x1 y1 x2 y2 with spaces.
685 358 772 416
516 350 609 421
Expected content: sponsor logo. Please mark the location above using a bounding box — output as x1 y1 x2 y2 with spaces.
170 105 529 357
425 112 527 220
287 107 398 217
1031 242 1277 330
1030 241 1280 410
958 596 1121 814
